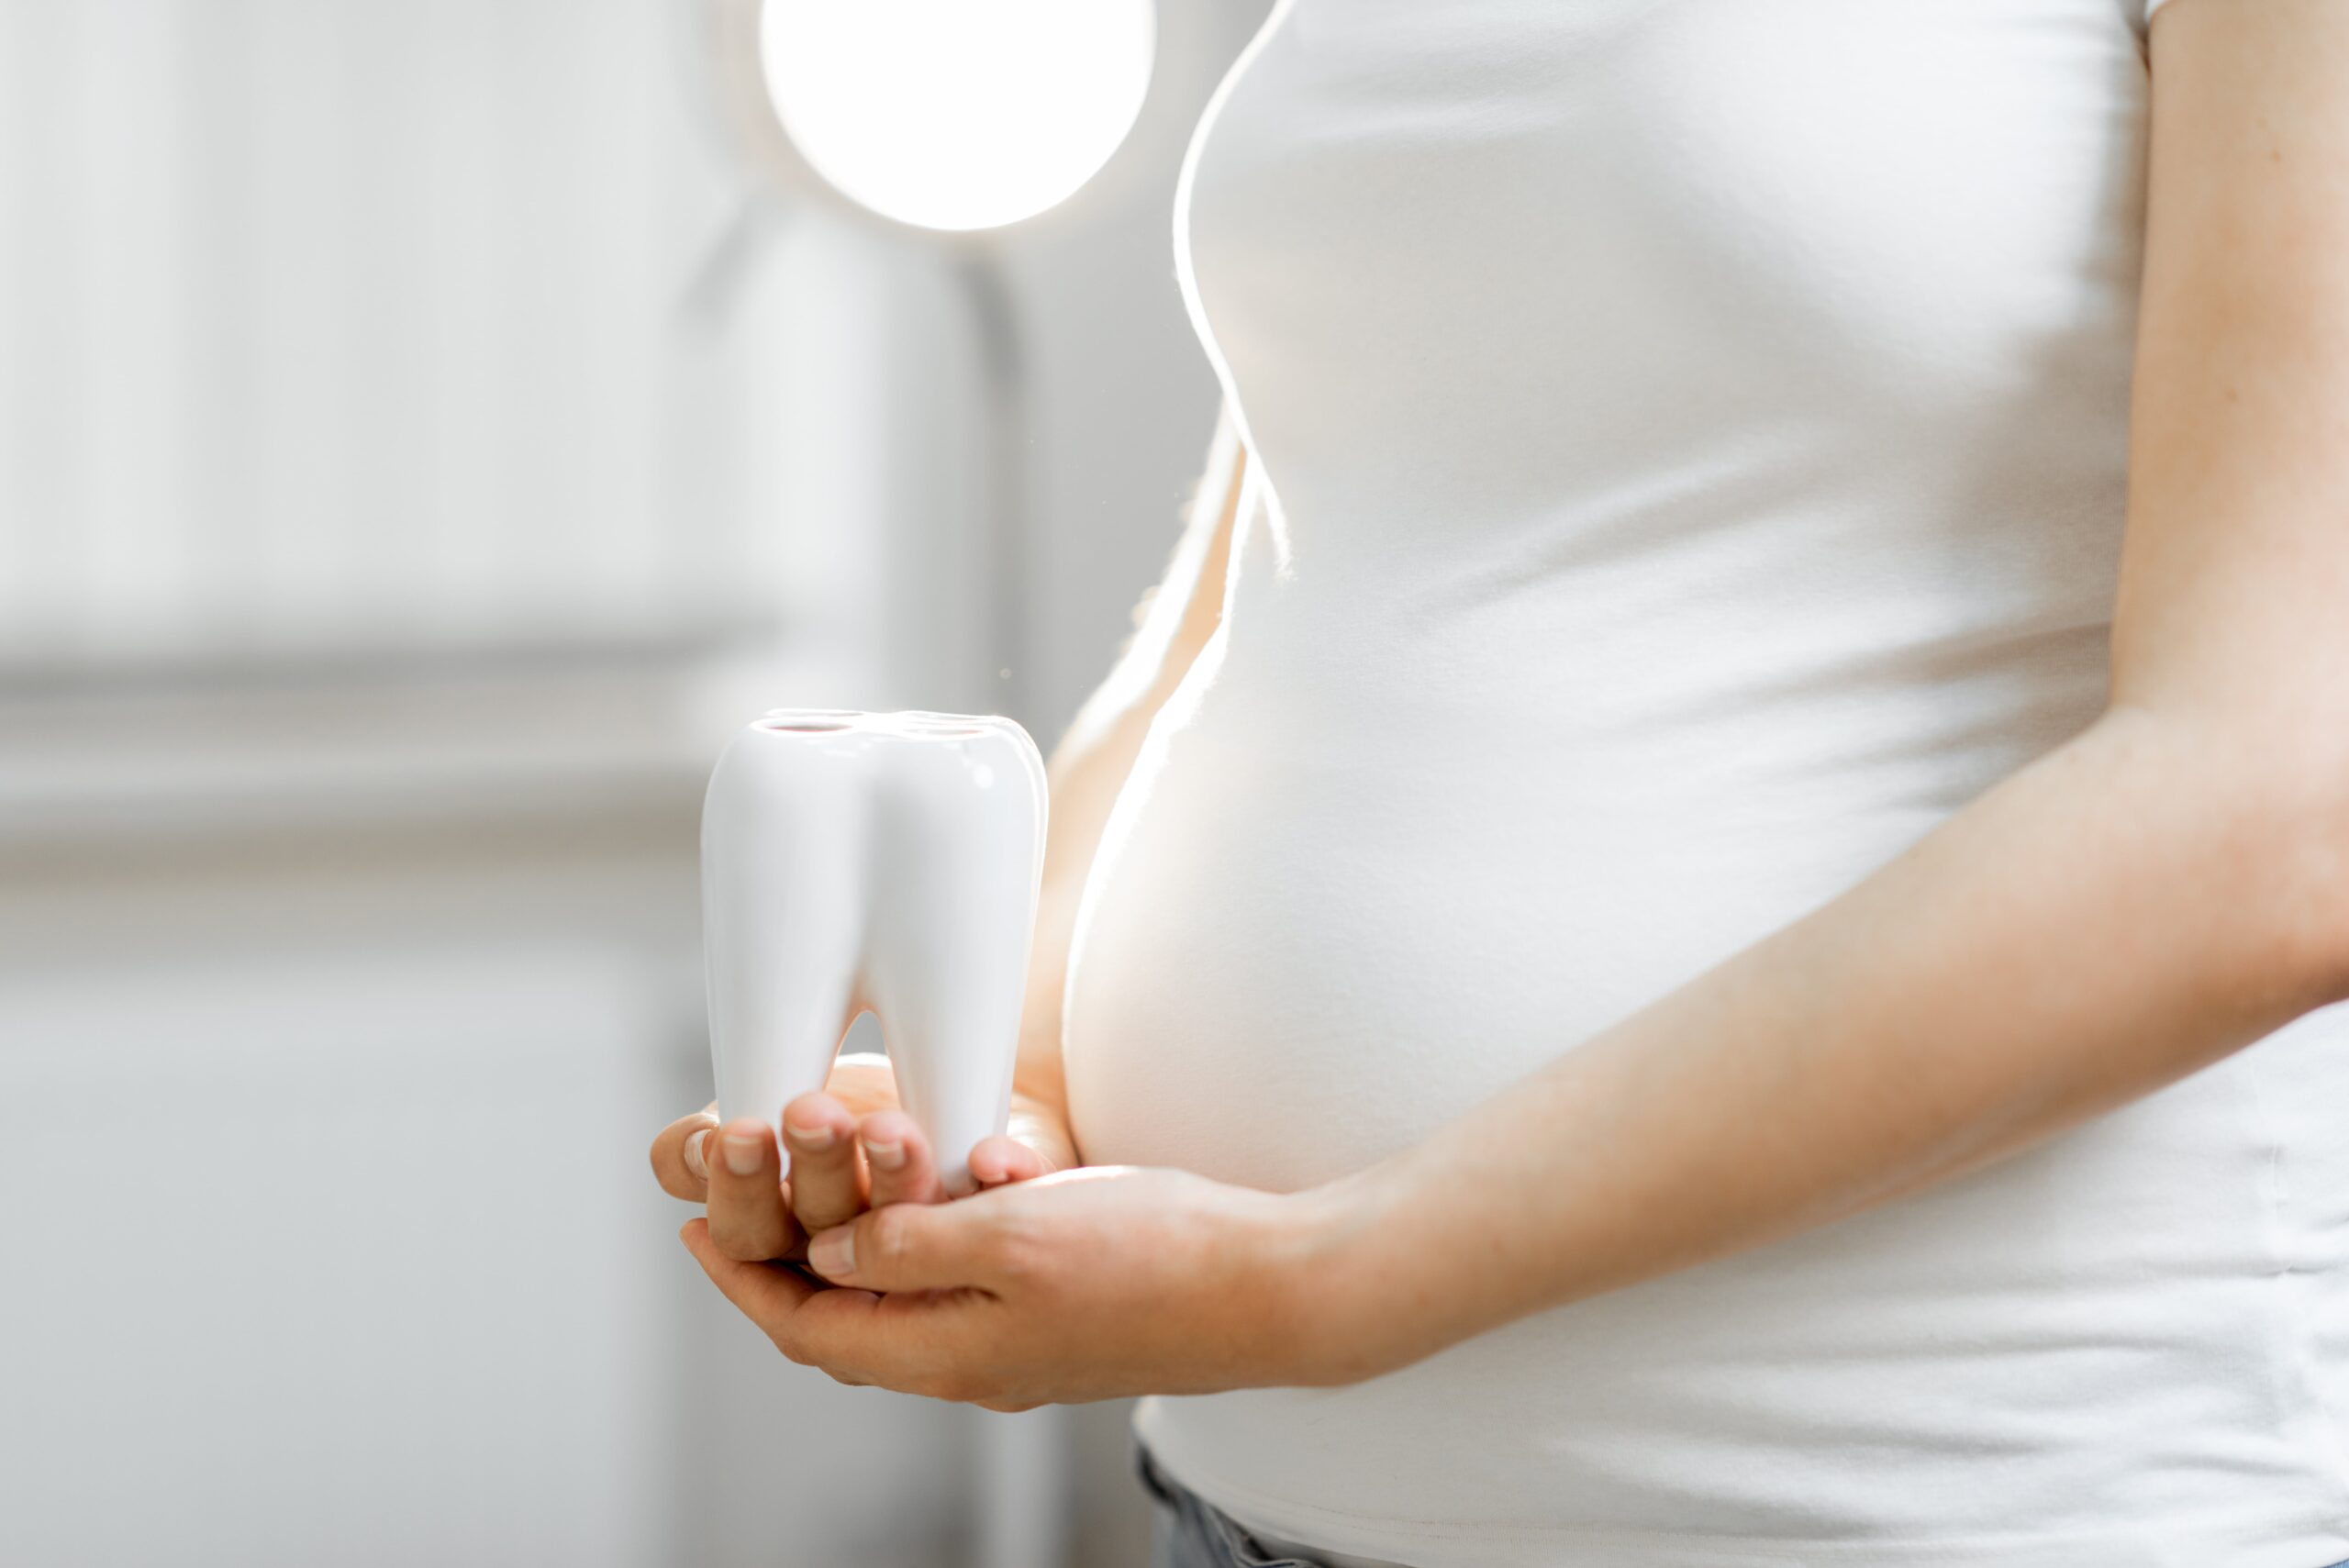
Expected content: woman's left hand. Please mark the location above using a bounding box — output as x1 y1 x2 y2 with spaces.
678 1165 1382 1409
649 1052 1075 1264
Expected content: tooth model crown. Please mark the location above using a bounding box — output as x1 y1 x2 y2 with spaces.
700 708 1048 1193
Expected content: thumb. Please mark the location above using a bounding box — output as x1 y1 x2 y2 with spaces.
806 1197 1005 1293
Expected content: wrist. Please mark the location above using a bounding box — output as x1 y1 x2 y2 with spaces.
1251 1165 1429 1387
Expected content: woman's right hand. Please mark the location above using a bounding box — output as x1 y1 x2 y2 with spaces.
649 1052 1077 1262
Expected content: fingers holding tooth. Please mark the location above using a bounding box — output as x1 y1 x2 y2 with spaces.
651 1103 720 1200
707 1118 797 1261
966 1134 1051 1189
859 1109 945 1209
784 1092 866 1233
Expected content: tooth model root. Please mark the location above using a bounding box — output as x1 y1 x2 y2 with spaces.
701 710 1047 1195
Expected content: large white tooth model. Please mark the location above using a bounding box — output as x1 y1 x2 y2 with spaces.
701 709 1048 1194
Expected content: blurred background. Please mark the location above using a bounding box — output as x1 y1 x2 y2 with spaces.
0 1 1269 1562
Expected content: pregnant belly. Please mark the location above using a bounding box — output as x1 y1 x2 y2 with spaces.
1059 673 2331 1550
1061 684 1944 1190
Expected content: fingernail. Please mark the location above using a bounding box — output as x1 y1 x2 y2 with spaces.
684 1129 710 1183
808 1228 855 1281
721 1129 763 1176
864 1137 906 1172
787 1121 839 1151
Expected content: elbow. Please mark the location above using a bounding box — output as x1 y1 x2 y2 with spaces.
2210 735 2349 1011
2255 828 2349 1016
2101 703 2349 1013
2279 799 2349 1010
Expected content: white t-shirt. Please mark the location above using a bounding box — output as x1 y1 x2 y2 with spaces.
1063 2 2349 1565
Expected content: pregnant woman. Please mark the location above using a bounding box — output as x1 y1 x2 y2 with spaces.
651 3 2349 1564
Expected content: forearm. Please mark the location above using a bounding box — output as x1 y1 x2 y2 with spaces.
1308 706 2349 1381
1013 413 1245 1118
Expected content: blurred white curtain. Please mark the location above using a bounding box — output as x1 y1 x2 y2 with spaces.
0 0 804 673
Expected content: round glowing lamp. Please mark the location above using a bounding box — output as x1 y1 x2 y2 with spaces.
760 0 1155 234
709 0 1157 239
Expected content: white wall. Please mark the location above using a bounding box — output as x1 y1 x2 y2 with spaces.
0 2 1269 1565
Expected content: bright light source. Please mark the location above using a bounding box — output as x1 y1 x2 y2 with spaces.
759 0 1155 235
